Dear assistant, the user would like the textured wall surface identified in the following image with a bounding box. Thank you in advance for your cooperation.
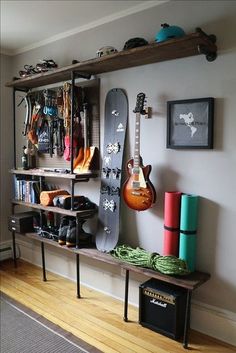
[0,54,13,242]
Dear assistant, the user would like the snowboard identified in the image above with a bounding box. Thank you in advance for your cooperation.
[96,88,128,252]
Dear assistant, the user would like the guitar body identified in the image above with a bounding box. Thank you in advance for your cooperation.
[123,158,156,211]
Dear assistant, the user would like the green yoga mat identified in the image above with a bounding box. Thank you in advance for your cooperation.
[179,233,197,272]
[180,194,199,232]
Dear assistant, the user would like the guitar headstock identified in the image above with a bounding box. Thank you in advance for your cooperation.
[133,92,146,114]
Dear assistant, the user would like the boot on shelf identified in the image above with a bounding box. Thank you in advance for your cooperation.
[58,216,72,245]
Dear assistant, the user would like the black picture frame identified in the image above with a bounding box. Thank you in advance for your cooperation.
[167,97,214,149]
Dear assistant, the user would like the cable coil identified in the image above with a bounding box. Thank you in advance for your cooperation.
[111,245,190,275]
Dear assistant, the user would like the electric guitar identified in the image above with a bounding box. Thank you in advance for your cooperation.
[123,92,156,211]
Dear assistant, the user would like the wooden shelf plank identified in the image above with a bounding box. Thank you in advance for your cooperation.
[121,263,210,290]
[11,168,98,180]
[12,200,97,217]
[5,32,217,90]
[19,232,210,291]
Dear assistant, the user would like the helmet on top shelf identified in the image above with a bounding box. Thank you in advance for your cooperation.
[96,46,118,58]
[123,37,148,50]
[155,23,185,43]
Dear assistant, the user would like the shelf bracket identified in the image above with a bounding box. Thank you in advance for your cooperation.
[196,27,217,62]
[73,70,92,80]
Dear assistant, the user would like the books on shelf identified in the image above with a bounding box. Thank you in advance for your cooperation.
[14,176,40,204]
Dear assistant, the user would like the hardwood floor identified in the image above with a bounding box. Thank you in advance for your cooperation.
[0,259,235,353]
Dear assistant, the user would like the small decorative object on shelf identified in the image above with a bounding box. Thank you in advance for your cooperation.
[167,97,214,149]
[21,146,28,170]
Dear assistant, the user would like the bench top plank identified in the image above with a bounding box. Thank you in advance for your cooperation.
[23,233,210,291]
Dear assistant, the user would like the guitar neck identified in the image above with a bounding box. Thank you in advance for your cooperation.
[133,112,141,170]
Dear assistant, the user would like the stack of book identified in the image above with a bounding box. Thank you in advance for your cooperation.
[14,176,40,204]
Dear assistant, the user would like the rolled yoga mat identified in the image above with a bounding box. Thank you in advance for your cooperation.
[163,191,181,256]
[179,194,199,272]
[179,233,197,272]
[180,194,199,232]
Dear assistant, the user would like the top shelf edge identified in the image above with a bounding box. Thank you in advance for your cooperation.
[5,31,217,90]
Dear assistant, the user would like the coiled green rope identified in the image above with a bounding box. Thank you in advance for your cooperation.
[111,245,189,275]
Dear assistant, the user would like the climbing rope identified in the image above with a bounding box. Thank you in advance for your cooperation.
[111,245,190,275]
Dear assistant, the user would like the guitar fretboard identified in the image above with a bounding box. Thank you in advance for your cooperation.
[133,112,140,171]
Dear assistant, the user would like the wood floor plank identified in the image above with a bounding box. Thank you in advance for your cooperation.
[1,260,235,353]
[0,281,129,353]
[0,274,161,353]
[0,274,156,353]
[1,259,138,320]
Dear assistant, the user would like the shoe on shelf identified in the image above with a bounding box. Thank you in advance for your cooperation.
[66,219,77,247]
[58,216,73,245]
[66,220,94,247]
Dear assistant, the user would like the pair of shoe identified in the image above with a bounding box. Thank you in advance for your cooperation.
[58,217,93,247]
[58,217,76,247]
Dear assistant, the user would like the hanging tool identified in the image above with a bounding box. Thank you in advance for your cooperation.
[18,93,32,136]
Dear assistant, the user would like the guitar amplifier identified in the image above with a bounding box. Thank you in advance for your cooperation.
[139,278,187,339]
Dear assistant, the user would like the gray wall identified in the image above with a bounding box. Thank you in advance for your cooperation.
[0,54,13,243]
[3,0,236,343]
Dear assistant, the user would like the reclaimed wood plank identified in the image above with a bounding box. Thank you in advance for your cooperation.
[5,32,217,90]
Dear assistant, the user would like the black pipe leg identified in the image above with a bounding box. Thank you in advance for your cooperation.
[75,216,79,249]
[41,242,47,281]
[12,231,17,268]
[123,269,129,322]
[76,254,81,298]
[183,290,192,349]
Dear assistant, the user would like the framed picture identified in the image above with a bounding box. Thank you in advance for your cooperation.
[167,97,214,149]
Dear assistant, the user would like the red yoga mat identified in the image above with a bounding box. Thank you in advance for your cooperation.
[163,191,181,256]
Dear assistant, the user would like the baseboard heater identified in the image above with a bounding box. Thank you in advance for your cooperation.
[0,243,13,261]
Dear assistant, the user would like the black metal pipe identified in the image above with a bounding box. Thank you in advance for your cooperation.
[11,204,17,267]
[70,71,75,173]
[183,289,192,349]
[41,242,47,281]
[76,254,81,298]
[12,231,17,268]
[13,88,17,169]
[39,176,44,228]
[75,216,79,249]
[123,269,129,322]
[39,176,43,193]
[71,179,75,211]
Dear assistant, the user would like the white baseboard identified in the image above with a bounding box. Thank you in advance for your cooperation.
[16,238,236,347]
[191,300,236,346]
